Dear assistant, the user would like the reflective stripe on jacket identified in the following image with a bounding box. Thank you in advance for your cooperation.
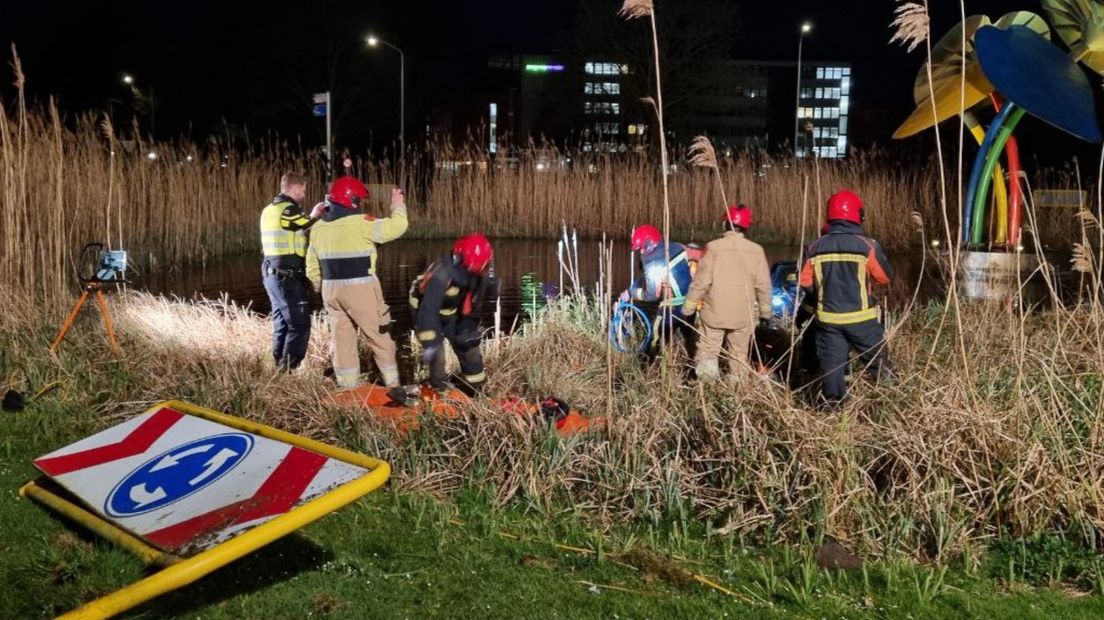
[260,195,313,261]
[798,221,892,325]
[305,203,408,289]
[631,242,693,304]
[411,256,491,343]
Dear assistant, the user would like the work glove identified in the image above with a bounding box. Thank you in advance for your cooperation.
[309,201,327,219]
[391,187,405,207]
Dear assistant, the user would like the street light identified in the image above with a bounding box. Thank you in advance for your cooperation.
[794,22,813,158]
[366,34,405,159]
[120,73,157,136]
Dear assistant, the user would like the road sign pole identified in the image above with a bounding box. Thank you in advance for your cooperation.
[326,91,333,180]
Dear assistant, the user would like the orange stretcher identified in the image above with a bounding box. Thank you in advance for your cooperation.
[329,384,602,437]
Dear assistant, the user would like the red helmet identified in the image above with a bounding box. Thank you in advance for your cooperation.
[630,224,662,253]
[453,233,494,274]
[826,190,864,224]
[723,204,752,229]
[329,176,369,209]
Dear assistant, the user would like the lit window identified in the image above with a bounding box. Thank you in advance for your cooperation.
[813,128,822,138]
[841,77,851,94]
[838,136,847,151]
[585,62,594,74]
[612,103,620,115]
[840,96,849,114]
[628,125,637,135]
[816,67,824,79]
[815,88,823,99]
[814,108,822,119]
[621,64,630,74]
[840,117,848,134]
[842,67,851,77]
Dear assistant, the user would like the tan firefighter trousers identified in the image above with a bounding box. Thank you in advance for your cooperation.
[323,278,400,388]
[695,318,754,380]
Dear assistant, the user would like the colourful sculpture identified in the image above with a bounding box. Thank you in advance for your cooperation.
[895,1,1104,250]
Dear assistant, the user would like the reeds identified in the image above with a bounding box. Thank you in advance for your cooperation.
[0,51,1087,315]
[10,289,1104,562]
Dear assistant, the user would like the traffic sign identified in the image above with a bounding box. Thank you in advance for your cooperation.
[34,404,369,555]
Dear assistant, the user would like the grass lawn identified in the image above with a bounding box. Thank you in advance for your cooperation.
[3,399,1104,619]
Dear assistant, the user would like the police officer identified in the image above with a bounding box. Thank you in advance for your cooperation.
[798,190,894,407]
[259,172,325,371]
[306,177,408,389]
[410,234,495,395]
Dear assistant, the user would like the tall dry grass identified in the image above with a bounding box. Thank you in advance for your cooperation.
[0,52,1086,314]
[0,68,319,312]
[7,290,1104,562]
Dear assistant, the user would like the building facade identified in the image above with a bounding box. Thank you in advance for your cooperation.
[796,63,852,159]
[476,54,852,158]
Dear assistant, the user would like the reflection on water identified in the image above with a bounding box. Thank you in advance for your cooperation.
[134,238,930,336]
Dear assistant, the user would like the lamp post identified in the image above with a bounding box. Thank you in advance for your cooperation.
[366,35,405,159]
[121,73,155,137]
[794,22,812,158]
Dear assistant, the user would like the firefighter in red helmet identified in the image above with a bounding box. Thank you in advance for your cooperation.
[798,190,894,407]
[410,233,497,394]
[619,224,698,359]
[681,205,773,379]
[306,177,409,390]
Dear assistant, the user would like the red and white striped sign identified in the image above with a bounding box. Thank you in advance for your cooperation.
[34,406,368,555]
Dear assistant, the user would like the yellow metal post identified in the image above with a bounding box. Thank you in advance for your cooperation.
[19,481,178,567]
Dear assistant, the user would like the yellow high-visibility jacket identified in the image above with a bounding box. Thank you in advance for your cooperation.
[259,195,314,264]
[306,203,408,290]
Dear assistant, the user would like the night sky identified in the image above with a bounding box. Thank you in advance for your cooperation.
[0,0,1094,157]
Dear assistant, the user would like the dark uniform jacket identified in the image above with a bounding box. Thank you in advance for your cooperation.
[798,221,893,325]
[411,256,493,344]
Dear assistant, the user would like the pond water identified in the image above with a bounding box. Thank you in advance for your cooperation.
[134,237,930,338]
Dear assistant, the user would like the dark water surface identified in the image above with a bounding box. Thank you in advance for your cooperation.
[134,238,928,337]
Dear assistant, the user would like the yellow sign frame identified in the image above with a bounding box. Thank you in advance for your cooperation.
[19,400,391,620]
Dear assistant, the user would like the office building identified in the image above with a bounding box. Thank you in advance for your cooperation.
[796,63,852,159]
[470,54,852,158]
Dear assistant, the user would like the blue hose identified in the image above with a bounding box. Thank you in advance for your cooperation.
[609,300,653,354]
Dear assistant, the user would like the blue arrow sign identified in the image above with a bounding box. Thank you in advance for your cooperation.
[312,103,327,117]
[105,433,254,517]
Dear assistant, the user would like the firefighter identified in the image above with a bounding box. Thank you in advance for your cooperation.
[620,224,697,358]
[306,177,408,389]
[259,172,325,371]
[798,190,894,407]
[410,234,495,395]
[681,205,773,379]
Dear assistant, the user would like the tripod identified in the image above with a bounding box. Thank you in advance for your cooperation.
[50,282,118,355]
[50,243,125,355]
